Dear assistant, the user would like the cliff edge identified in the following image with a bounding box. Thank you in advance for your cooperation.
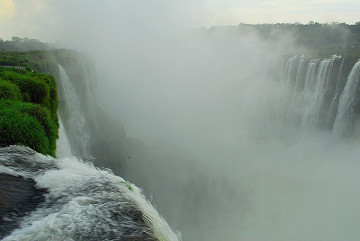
[0,65,58,156]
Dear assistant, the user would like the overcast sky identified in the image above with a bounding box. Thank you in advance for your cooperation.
[0,0,359,42]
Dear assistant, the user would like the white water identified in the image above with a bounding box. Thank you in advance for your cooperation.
[58,65,90,157]
[301,58,334,126]
[0,146,180,241]
[326,58,346,127]
[0,65,181,240]
[333,59,360,137]
[56,117,72,158]
[294,55,306,92]
[282,55,360,133]
[283,56,299,89]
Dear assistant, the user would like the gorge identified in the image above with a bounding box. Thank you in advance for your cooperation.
[1,22,360,241]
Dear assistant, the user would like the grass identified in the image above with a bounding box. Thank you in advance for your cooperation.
[0,67,58,156]
[0,80,22,100]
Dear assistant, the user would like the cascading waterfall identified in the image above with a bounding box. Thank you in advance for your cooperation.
[282,55,360,136]
[283,55,300,89]
[326,57,345,128]
[294,56,307,92]
[302,58,335,126]
[58,65,90,157]
[298,59,320,125]
[56,117,72,158]
[0,61,180,241]
[333,59,360,137]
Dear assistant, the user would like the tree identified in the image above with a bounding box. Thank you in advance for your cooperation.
[12,37,22,42]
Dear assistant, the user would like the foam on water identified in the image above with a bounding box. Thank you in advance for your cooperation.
[0,146,180,241]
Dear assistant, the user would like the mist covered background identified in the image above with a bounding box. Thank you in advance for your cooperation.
[2,1,360,240]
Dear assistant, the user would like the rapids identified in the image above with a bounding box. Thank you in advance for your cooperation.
[0,146,180,241]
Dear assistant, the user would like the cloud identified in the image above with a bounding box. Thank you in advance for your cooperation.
[1,0,359,43]
[0,0,54,40]
[0,0,15,20]
[198,0,360,25]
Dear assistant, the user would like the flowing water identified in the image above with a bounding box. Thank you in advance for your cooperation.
[282,55,360,134]
[0,66,180,240]
[0,146,180,241]
[58,65,90,158]
[56,118,72,158]
[333,60,360,137]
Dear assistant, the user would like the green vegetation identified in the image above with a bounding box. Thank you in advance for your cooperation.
[0,81,22,100]
[0,47,94,158]
[0,37,51,52]
[0,67,58,156]
[0,48,91,78]
[209,22,360,58]
[0,51,58,73]
[119,180,134,191]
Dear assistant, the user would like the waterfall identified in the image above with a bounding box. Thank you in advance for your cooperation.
[326,57,345,128]
[301,58,335,127]
[56,117,72,158]
[294,55,306,92]
[58,65,90,157]
[283,56,300,90]
[298,59,321,126]
[282,55,360,135]
[0,61,181,241]
[333,59,360,137]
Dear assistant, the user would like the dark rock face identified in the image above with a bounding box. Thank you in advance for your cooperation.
[0,174,47,239]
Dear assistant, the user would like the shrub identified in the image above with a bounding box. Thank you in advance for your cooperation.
[0,70,48,105]
[0,105,49,155]
[19,102,58,156]
[0,80,22,101]
[0,67,59,156]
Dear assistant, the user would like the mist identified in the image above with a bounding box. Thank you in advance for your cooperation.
[8,1,360,240]
[94,25,360,241]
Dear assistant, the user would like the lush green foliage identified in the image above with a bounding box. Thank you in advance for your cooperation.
[0,101,50,154]
[0,49,92,157]
[209,22,360,58]
[0,37,51,52]
[0,81,22,100]
[0,49,88,75]
[0,67,58,156]
[0,51,54,72]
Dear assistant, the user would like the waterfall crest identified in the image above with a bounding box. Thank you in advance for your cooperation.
[282,55,360,136]
[0,146,181,241]
[333,59,360,137]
